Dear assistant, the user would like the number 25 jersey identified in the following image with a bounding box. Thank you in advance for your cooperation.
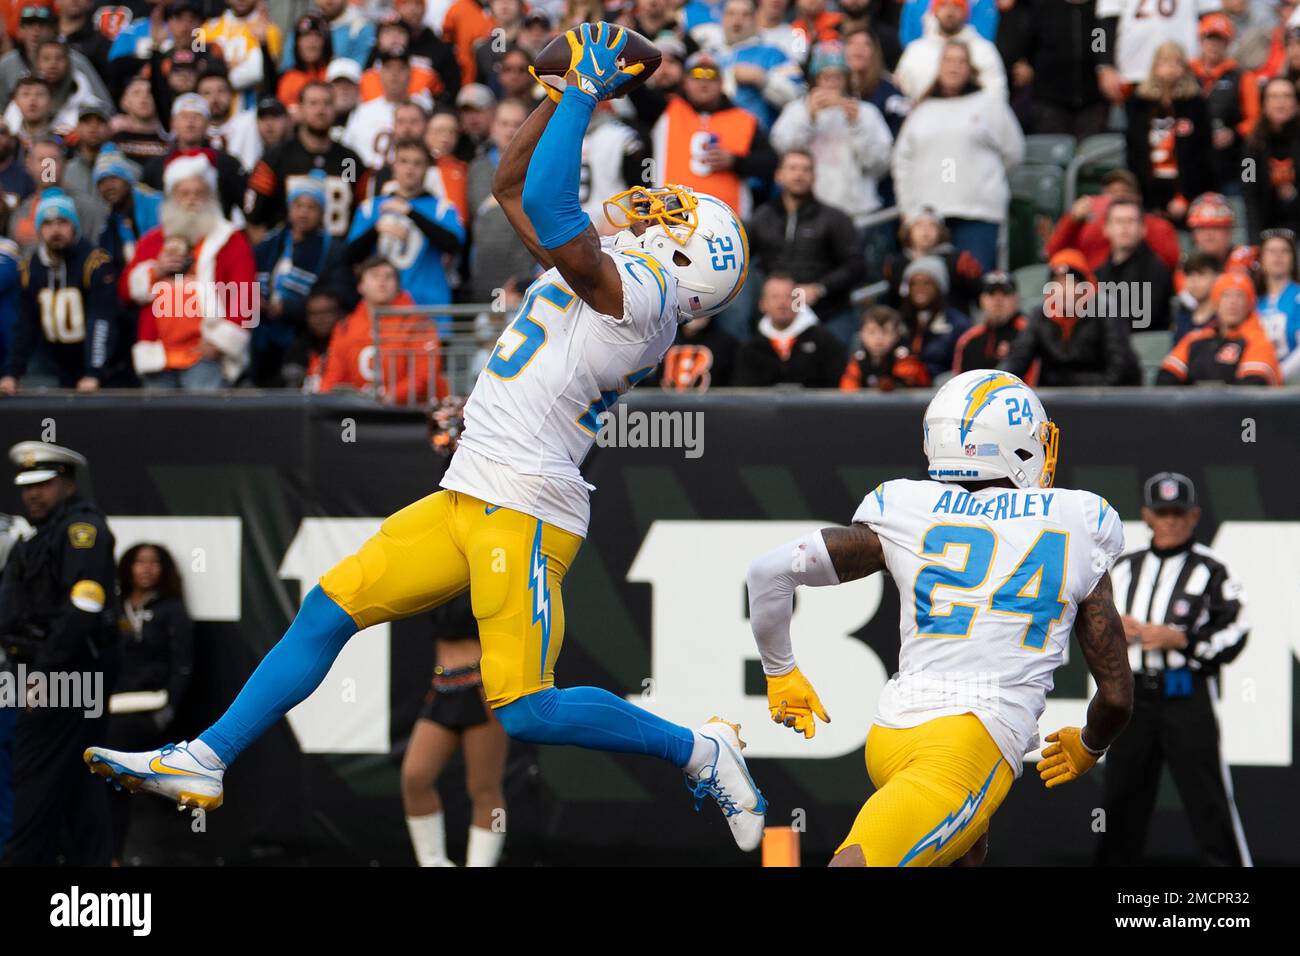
[442,238,679,538]
[854,478,1125,774]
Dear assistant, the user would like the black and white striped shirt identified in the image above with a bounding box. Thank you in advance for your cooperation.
[1110,541,1249,674]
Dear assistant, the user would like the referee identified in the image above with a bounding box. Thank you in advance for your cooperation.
[1098,472,1252,866]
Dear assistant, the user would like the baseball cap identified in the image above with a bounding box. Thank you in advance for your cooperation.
[456,82,496,110]
[164,0,202,16]
[77,100,113,122]
[171,91,210,119]
[378,46,410,64]
[1199,12,1234,39]
[325,59,362,83]
[980,270,1016,294]
[1143,471,1197,511]
[522,10,552,28]
[19,5,53,23]
[256,96,287,118]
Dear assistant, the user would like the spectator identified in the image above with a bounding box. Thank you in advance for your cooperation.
[0,123,36,212]
[110,76,171,166]
[0,189,115,393]
[997,0,1108,139]
[515,11,554,61]
[714,0,804,130]
[1159,270,1281,384]
[897,254,971,378]
[296,0,375,68]
[628,50,779,217]
[64,102,114,214]
[9,137,104,255]
[454,82,497,162]
[347,138,464,334]
[361,16,448,107]
[1254,227,1300,378]
[733,273,847,386]
[396,0,461,104]
[895,0,1007,101]
[892,40,1024,270]
[345,48,434,170]
[1185,190,1240,268]
[247,81,366,242]
[423,107,471,227]
[94,147,161,269]
[754,0,799,59]
[839,304,931,390]
[142,93,248,220]
[277,14,332,111]
[198,0,284,106]
[494,46,543,105]
[900,0,999,46]
[200,69,261,173]
[1002,249,1141,386]
[770,42,893,228]
[104,0,186,101]
[1191,13,1257,196]
[149,47,206,132]
[320,255,447,403]
[1094,197,1175,332]
[952,269,1032,377]
[464,98,538,302]
[253,175,350,386]
[326,58,362,131]
[791,0,843,54]
[125,150,257,389]
[1125,41,1215,223]
[1222,0,1278,72]
[142,2,210,123]
[838,0,902,72]
[1172,251,1222,343]
[104,542,193,865]
[56,0,111,82]
[7,76,60,151]
[746,149,866,343]
[1095,0,1219,93]
[645,313,741,390]
[2,39,109,136]
[882,206,983,314]
[843,26,909,139]
[0,5,109,107]
[1243,75,1300,238]
[441,0,495,86]
[474,0,527,95]
[281,289,343,391]
[1047,169,1182,273]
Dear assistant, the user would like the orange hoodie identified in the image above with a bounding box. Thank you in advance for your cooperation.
[319,291,448,404]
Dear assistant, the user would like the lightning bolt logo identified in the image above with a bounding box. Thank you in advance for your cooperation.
[898,764,999,865]
[530,521,552,679]
[959,373,1020,443]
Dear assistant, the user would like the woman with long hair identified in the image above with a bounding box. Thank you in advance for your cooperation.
[891,40,1024,271]
[1254,227,1300,378]
[1243,76,1300,239]
[278,14,334,111]
[1124,40,1215,222]
[105,542,194,863]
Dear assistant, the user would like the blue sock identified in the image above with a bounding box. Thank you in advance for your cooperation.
[199,585,357,766]
[494,686,695,768]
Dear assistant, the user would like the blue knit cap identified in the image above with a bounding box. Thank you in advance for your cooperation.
[93,147,140,186]
[35,188,80,239]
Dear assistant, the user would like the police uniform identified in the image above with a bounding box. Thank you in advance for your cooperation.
[1100,473,1252,866]
[0,442,120,866]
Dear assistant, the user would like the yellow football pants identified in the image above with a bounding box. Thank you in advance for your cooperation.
[837,713,1015,866]
[319,489,583,708]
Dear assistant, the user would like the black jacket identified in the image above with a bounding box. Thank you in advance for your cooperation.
[0,496,119,669]
[734,323,847,388]
[747,197,865,318]
[9,241,117,384]
[1001,305,1139,386]
[1125,94,1215,215]
[116,594,193,708]
[644,318,740,390]
[1094,242,1174,332]
[1243,121,1300,239]
[998,0,1103,111]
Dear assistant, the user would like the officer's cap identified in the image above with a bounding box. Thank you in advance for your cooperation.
[8,441,87,486]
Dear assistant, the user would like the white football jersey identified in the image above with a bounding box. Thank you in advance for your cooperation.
[580,118,642,224]
[854,478,1125,775]
[441,237,679,537]
[1098,0,1222,83]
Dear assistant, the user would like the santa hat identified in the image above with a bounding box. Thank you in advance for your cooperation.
[164,148,218,196]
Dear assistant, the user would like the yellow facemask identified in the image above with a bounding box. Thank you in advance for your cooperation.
[602,184,700,246]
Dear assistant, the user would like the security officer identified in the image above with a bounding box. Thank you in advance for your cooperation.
[0,441,120,866]
[1099,472,1252,866]
[0,511,31,849]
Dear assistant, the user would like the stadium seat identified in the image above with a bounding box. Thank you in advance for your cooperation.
[1008,166,1065,268]
[1227,193,1249,247]
[1130,330,1173,384]
[1065,133,1126,206]
[1014,263,1048,315]
[1023,134,1076,169]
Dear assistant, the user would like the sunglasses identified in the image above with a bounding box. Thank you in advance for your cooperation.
[688,67,720,80]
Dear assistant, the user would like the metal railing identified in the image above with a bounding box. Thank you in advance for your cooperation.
[369,303,513,404]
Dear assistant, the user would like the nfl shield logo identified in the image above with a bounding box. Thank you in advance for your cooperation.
[1173,598,1190,617]
[1159,479,1178,500]
[964,444,977,456]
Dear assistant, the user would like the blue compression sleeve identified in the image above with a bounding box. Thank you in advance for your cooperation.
[521,86,597,248]
[199,585,357,765]
[494,686,696,768]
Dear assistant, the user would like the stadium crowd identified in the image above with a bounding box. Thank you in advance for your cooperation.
[0,0,1297,400]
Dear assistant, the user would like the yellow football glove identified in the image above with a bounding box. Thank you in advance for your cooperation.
[767,667,830,739]
[1037,726,1103,789]
[529,65,563,104]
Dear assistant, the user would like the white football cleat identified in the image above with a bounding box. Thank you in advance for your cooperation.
[84,740,225,811]
[686,717,767,852]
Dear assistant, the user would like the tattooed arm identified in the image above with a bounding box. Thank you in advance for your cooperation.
[1075,572,1135,752]
[746,524,886,738]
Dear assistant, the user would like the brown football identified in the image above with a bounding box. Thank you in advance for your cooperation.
[532,22,661,98]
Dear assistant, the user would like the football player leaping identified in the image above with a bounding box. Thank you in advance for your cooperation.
[84,23,767,852]
[746,370,1135,865]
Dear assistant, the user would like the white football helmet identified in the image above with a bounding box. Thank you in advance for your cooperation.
[603,184,748,320]
[922,369,1059,489]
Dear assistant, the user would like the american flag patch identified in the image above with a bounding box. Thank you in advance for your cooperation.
[689,295,702,310]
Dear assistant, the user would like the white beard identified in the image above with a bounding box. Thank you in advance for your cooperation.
[161,197,224,245]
